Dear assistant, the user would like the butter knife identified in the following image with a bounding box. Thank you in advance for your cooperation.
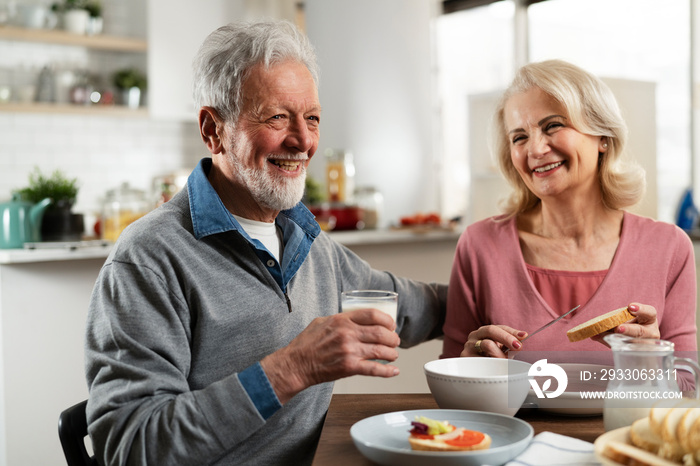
[503,304,580,353]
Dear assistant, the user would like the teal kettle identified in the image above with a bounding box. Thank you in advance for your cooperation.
[0,194,52,249]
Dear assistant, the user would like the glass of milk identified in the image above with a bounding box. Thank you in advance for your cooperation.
[341,290,398,324]
[341,290,398,364]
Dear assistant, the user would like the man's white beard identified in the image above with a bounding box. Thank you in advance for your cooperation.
[230,153,307,212]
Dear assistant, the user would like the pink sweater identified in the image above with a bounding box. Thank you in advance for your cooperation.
[442,212,697,358]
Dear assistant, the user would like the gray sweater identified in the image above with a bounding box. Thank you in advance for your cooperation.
[85,183,446,465]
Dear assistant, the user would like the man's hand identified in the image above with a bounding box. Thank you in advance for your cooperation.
[261,309,401,404]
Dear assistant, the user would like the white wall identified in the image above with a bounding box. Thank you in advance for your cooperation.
[304,0,440,219]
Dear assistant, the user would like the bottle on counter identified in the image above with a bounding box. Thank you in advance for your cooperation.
[325,149,355,204]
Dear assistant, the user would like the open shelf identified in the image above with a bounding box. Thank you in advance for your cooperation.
[0,101,148,117]
[0,25,147,52]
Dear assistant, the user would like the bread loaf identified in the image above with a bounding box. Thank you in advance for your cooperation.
[603,440,681,466]
[566,307,633,342]
[658,402,698,462]
[650,400,684,438]
[678,407,700,454]
[618,399,700,465]
[630,416,663,454]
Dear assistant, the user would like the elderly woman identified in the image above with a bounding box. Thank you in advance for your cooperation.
[442,59,696,359]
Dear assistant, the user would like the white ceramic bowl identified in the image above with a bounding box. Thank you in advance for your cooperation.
[424,358,532,416]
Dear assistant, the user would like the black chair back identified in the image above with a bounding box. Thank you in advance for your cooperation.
[58,399,97,466]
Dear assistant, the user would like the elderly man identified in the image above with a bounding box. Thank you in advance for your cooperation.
[85,20,446,465]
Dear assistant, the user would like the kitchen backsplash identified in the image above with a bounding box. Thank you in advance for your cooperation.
[0,111,203,218]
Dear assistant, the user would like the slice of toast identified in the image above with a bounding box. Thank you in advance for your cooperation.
[685,409,700,454]
[603,440,681,466]
[567,307,633,342]
[650,400,685,437]
[630,416,663,454]
[678,407,700,454]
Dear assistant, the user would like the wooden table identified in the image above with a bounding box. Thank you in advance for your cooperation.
[312,393,604,465]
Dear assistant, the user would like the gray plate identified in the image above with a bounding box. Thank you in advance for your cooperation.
[350,409,533,466]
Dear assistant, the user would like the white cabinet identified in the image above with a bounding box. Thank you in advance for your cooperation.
[0,256,106,466]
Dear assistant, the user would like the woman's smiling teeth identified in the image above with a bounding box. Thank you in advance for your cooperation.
[533,161,564,173]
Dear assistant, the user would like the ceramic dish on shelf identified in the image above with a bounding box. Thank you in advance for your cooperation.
[350,409,533,466]
[523,363,611,416]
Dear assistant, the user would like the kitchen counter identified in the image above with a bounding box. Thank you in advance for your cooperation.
[0,229,462,264]
[0,240,113,264]
[329,227,461,246]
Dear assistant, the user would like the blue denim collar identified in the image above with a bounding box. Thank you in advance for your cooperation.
[187,158,320,290]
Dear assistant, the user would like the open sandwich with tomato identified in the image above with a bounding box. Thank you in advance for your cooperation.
[408,416,492,452]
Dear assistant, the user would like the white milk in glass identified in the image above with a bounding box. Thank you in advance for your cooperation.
[603,401,651,431]
[341,290,398,323]
[341,300,397,322]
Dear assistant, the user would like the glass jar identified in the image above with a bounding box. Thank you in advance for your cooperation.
[354,186,383,229]
[602,334,700,431]
[325,149,355,203]
[101,183,152,241]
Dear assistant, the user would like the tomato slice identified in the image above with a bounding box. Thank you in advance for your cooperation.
[444,429,485,447]
[410,433,435,440]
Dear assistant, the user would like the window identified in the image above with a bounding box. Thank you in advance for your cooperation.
[435,1,514,220]
[437,0,691,223]
[529,0,690,223]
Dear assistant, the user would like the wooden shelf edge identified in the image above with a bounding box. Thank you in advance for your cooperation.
[0,25,147,52]
[0,102,149,117]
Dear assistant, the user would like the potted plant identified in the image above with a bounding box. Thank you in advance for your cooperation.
[16,167,84,242]
[303,175,325,207]
[84,1,103,35]
[51,0,101,34]
[304,175,338,231]
[113,68,147,108]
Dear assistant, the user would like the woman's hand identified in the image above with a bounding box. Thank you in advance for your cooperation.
[591,303,660,345]
[461,325,528,358]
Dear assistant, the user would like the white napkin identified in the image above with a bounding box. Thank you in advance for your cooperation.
[504,431,600,466]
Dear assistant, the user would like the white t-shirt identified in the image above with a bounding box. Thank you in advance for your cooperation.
[232,214,283,262]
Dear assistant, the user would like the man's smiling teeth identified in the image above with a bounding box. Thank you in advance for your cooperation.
[270,159,301,170]
[533,161,563,173]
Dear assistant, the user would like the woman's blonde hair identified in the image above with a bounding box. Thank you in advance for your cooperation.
[490,59,646,217]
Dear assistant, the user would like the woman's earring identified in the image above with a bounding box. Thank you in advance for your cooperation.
[603,143,608,148]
